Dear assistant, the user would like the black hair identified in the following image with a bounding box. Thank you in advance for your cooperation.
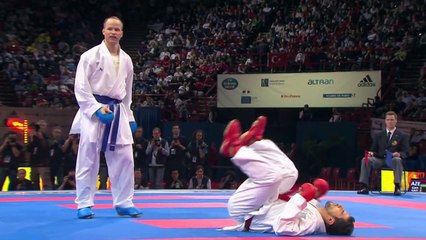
[326,216,355,236]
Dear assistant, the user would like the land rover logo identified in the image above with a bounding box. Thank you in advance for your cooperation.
[222,78,238,90]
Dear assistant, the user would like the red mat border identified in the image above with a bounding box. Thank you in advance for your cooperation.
[58,202,227,209]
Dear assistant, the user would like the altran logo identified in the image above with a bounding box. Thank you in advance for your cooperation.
[358,75,376,87]
[307,79,334,85]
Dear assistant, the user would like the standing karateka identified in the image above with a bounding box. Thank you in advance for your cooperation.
[70,16,141,219]
[220,117,355,236]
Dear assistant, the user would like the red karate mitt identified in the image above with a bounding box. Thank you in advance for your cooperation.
[299,183,316,202]
[313,178,329,199]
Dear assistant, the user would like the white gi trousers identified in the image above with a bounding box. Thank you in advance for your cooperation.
[227,139,298,223]
[75,141,135,209]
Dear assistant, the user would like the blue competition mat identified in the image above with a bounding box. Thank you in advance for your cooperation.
[0,190,425,240]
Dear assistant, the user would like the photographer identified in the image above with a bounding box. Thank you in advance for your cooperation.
[27,120,52,190]
[187,129,209,179]
[49,127,66,189]
[166,124,188,183]
[0,132,24,190]
[133,127,148,189]
[219,170,238,189]
[146,127,169,189]
[61,134,79,175]
[58,169,76,190]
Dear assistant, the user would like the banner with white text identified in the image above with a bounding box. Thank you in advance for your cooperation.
[217,71,381,108]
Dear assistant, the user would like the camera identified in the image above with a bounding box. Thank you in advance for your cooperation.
[34,124,40,132]
[155,139,161,146]
[9,137,16,143]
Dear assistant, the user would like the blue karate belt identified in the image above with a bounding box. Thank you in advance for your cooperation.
[94,94,122,152]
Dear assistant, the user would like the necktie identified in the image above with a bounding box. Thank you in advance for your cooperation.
[387,131,392,143]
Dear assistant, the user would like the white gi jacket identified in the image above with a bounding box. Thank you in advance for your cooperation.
[223,194,326,236]
[70,41,135,145]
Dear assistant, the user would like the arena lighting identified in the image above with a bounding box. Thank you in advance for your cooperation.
[6,118,30,144]
[6,118,25,131]
[23,119,28,144]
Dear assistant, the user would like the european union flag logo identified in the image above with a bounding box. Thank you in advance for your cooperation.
[241,96,252,104]
[261,78,269,87]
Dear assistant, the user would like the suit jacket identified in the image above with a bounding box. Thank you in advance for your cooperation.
[371,128,409,159]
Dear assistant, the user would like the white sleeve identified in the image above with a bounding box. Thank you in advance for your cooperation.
[74,53,103,118]
[273,194,318,236]
[121,55,135,122]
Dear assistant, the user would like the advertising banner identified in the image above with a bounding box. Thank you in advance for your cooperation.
[217,71,381,108]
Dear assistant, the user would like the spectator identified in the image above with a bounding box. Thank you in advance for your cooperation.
[187,129,209,179]
[219,170,238,189]
[98,152,108,190]
[9,169,33,191]
[166,124,188,183]
[188,165,211,189]
[49,127,65,189]
[134,169,148,189]
[146,127,169,189]
[299,104,313,121]
[58,170,76,190]
[418,63,426,88]
[166,169,186,189]
[174,93,189,121]
[133,127,148,189]
[329,108,342,123]
[61,134,78,175]
[0,131,23,190]
[27,120,53,190]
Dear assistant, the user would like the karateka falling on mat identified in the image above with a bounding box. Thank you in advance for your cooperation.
[220,116,355,236]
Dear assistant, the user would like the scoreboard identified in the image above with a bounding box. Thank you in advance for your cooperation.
[409,178,426,192]
[381,170,425,192]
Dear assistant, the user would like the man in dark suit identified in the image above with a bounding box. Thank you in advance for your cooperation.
[357,111,409,195]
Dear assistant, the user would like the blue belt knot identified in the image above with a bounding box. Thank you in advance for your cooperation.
[94,94,122,152]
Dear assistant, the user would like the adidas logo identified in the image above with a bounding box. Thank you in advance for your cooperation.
[357,75,376,87]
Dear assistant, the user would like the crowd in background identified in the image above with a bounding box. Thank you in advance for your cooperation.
[0,119,241,191]
[0,0,426,190]
[0,0,424,117]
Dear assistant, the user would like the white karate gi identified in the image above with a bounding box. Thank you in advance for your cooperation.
[71,41,136,209]
[224,139,326,236]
